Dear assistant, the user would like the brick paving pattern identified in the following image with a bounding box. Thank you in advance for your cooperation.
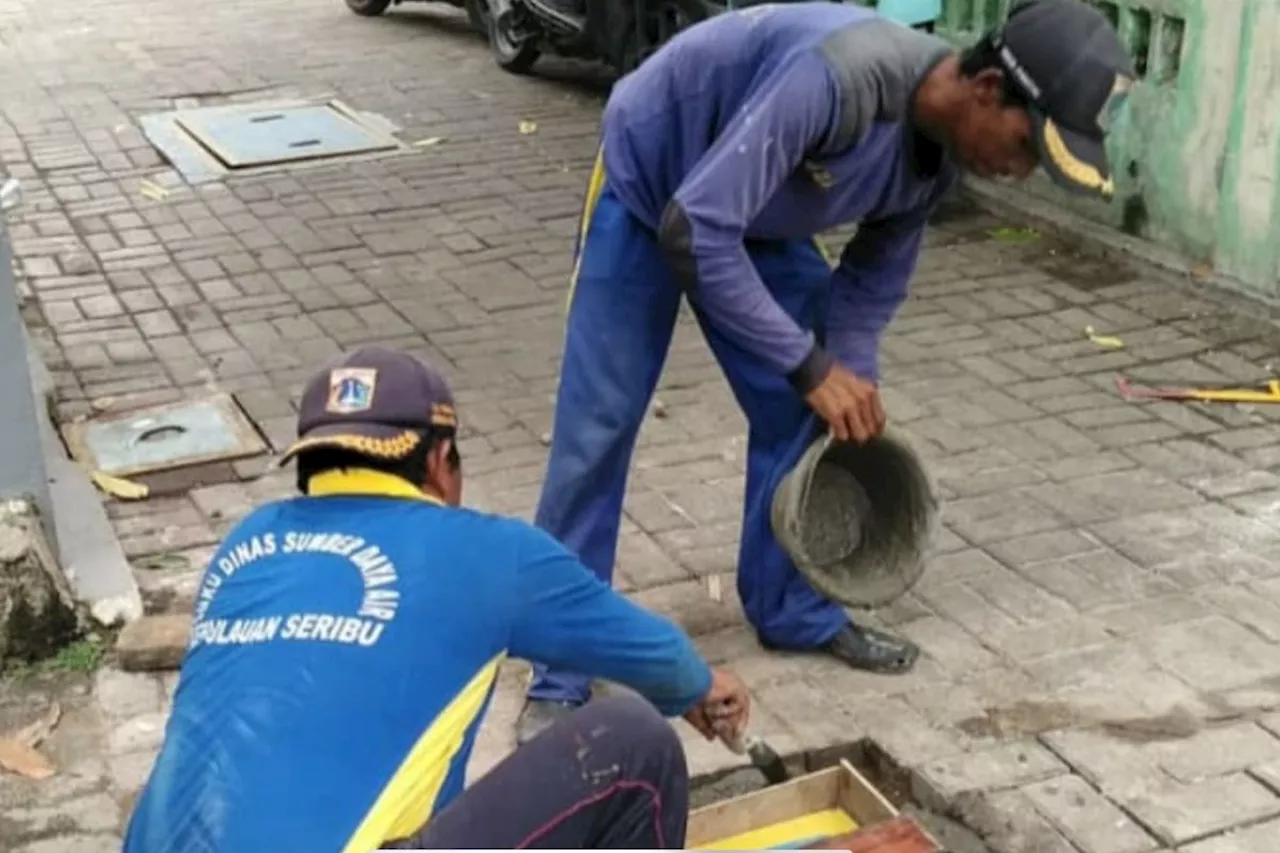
[2,0,1280,850]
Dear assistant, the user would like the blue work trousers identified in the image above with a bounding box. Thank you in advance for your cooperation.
[528,177,848,706]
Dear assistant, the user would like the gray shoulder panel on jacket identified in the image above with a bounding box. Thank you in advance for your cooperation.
[817,19,953,153]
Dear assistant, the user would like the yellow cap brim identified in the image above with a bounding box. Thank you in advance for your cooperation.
[275,426,424,468]
[1034,112,1115,200]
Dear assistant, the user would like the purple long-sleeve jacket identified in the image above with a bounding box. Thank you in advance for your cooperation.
[601,3,958,392]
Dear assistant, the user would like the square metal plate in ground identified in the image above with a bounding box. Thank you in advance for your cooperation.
[173,102,398,169]
[62,393,268,478]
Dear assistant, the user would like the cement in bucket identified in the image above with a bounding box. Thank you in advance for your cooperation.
[770,430,938,609]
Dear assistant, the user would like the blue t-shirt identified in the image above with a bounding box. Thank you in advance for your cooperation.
[123,469,711,853]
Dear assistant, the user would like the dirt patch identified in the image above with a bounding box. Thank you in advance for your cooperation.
[1029,242,1140,291]
[955,699,1086,740]
[953,696,1251,746]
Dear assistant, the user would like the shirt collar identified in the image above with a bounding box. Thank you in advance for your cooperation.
[305,468,444,506]
[905,44,956,179]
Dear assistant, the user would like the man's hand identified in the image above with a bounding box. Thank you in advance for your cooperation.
[805,362,885,444]
[683,667,750,742]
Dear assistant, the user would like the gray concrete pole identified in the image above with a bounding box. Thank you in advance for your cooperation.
[0,177,57,553]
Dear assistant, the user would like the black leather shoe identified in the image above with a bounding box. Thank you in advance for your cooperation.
[515,698,579,746]
[824,624,919,674]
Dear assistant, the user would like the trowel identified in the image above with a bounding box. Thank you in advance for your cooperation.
[715,722,790,786]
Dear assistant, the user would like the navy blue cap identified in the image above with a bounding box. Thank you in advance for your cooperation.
[993,0,1136,198]
[280,346,457,464]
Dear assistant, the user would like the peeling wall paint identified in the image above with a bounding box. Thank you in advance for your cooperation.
[939,0,1280,300]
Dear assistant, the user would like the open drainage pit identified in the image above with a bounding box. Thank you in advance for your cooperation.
[687,738,997,853]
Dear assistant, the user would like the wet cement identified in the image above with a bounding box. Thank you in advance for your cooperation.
[801,462,867,566]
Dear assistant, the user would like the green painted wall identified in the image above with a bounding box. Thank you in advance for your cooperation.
[939,0,1280,300]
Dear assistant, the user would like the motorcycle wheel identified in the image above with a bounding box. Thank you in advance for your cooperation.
[477,0,541,74]
[346,0,393,15]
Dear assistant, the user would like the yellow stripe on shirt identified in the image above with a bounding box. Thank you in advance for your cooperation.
[341,652,506,852]
[566,146,608,316]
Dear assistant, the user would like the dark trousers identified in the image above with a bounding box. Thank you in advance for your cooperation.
[389,695,690,849]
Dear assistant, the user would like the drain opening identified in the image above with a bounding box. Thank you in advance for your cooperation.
[687,738,997,853]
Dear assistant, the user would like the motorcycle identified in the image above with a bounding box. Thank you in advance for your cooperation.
[344,0,721,72]
[467,0,725,75]
[464,0,942,76]
[345,0,490,34]
[343,0,939,77]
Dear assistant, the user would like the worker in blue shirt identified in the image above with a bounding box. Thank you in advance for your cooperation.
[123,346,751,853]
[520,0,1133,741]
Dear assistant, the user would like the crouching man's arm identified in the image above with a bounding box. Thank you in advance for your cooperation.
[509,526,749,738]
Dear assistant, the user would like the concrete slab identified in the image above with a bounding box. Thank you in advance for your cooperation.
[27,329,142,628]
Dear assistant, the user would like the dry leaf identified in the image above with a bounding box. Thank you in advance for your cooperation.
[518,120,538,135]
[7,702,61,748]
[412,136,445,147]
[91,470,150,501]
[0,739,55,780]
[988,226,1040,244]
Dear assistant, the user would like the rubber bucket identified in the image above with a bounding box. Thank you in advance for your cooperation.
[770,430,938,609]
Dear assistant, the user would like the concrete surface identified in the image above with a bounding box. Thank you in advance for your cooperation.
[0,207,55,547]
[30,325,142,630]
[0,0,1279,851]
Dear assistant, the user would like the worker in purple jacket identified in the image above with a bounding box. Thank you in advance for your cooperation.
[519,0,1134,741]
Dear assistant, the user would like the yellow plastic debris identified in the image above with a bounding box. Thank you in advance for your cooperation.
[1085,325,1124,349]
[91,471,150,501]
[139,179,169,202]
[518,120,538,135]
[412,136,445,147]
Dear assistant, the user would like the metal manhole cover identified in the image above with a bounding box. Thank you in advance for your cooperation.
[173,102,398,169]
[62,393,268,477]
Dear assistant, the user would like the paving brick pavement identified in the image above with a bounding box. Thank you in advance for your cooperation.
[3,0,1280,850]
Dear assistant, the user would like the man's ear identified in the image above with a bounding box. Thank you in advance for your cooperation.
[426,438,452,479]
[971,67,1007,107]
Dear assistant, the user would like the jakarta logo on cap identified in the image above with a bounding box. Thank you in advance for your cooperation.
[327,368,377,414]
